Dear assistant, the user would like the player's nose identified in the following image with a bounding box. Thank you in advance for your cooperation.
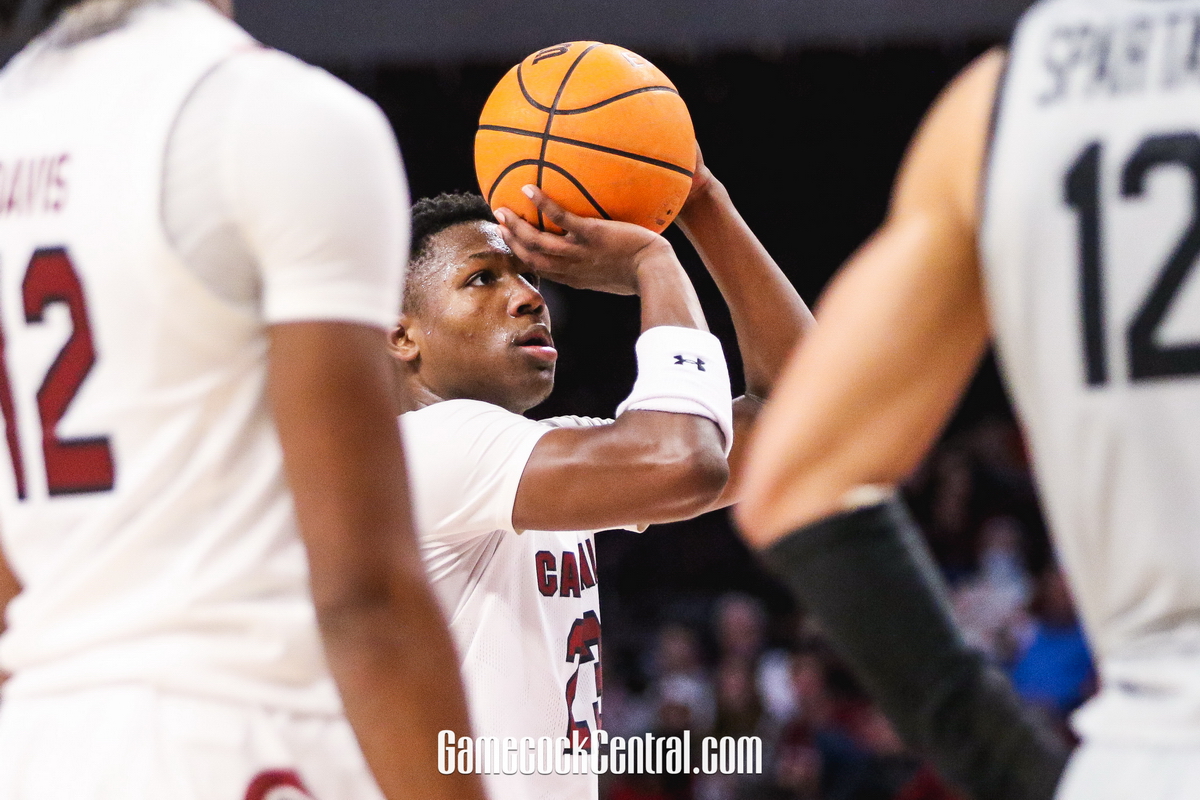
[508,276,545,318]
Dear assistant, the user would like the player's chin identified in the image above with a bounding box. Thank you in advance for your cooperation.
[511,363,555,410]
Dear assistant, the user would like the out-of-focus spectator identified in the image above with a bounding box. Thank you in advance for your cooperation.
[753,643,934,800]
[714,658,764,739]
[657,623,708,681]
[759,648,799,723]
[659,673,717,735]
[1009,565,1094,722]
[952,515,1032,660]
[928,449,976,578]
[716,593,768,665]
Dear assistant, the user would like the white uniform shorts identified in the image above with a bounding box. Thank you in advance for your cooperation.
[1056,740,1200,800]
[0,685,385,800]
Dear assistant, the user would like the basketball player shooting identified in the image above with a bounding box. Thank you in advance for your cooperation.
[0,1,482,799]
[388,146,810,800]
[738,1,1200,798]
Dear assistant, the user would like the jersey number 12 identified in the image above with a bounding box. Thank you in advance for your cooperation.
[0,247,114,499]
[1066,133,1200,386]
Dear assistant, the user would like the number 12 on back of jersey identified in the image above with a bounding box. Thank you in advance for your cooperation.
[1065,133,1200,386]
[0,246,114,500]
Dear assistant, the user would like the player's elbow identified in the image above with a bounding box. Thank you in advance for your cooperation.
[645,437,729,519]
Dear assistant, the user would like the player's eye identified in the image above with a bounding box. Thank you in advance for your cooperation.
[522,272,541,289]
[466,270,496,286]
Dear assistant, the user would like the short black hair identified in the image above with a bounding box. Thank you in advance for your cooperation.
[409,191,495,263]
[404,192,496,314]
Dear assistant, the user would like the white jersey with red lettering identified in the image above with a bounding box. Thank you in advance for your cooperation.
[984,0,1200,751]
[0,0,405,720]
[402,399,621,800]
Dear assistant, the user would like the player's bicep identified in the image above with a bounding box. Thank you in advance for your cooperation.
[513,411,726,532]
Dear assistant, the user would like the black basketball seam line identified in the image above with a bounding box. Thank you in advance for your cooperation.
[538,43,603,230]
[485,158,612,221]
[544,161,613,220]
[516,64,553,113]
[552,85,680,115]
[479,124,695,178]
[514,67,676,117]
[487,158,541,206]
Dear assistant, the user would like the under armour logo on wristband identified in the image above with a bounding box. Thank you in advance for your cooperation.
[674,355,706,371]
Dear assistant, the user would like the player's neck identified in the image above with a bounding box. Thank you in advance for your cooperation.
[395,372,442,414]
[396,369,534,415]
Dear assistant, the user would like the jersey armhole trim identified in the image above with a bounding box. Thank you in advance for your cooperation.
[978,45,1013,255]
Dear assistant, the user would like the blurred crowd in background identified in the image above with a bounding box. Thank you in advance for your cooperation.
[595,413,1094,800]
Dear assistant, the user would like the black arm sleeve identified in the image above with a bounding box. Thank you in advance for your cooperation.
[760,497,1068,800]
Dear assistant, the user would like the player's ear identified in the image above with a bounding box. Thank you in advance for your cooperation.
[388,316,421,363]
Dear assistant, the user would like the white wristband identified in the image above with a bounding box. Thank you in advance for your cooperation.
[616,326,734,455]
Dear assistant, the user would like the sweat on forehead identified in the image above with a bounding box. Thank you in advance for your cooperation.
[402,218,515,314]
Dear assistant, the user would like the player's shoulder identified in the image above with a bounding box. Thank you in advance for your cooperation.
[211,46,392,138]
[401,399,549,439]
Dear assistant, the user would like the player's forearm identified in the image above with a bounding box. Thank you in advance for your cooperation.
[675,178,813,397]
[319,580,484,800]
[634,251,708,332]
[514,411,728,531]
[269,322,483,800]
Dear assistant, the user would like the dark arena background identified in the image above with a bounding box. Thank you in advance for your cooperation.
[8,2,1092,797]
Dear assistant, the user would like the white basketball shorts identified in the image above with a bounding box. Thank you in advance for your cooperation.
[0,685,385,800]
[1056,740,1200,800]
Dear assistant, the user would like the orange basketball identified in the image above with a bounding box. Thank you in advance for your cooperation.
[476,42,696,234]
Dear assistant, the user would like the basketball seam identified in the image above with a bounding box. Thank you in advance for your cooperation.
[537,43,603,230]
[486,158,612,221]
[479,124,695,178]
[516,65,553,113]
[514,71,677,117]
[553,85,680,115]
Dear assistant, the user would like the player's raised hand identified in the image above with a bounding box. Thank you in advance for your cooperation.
[495,184,674,296]
[685,141,715,205]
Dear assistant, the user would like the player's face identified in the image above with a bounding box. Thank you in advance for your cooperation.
[208,0,234,17]
[399,221,556,413]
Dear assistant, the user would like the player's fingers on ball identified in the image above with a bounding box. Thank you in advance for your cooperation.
[494,208,546,251]
[520,185,585,235]
[497,208,576,258]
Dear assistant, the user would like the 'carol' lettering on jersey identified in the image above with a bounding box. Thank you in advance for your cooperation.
[0,154,70,216]
[536,537,599,597]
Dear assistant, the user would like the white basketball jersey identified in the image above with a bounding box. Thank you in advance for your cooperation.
[401,399,614,800]
[985,0,1200,743]
[0,1,362,712]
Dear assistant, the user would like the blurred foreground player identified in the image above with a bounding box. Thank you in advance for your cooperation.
[391,156,810,800]
[0,1,482,798]
[739,0,1200,798]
